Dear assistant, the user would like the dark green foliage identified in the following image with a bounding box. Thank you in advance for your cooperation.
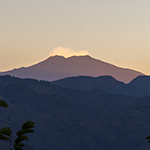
[0,99,35,150]
[13,145,23,150]
[0,133,10,140]
[0,127,12,136]
[16,130,25,137]
[15,135,29,144]
[0,100,8,108]
[13,142,25,150]
[23,128,34,133]
[14,121,34,150]
[21,121,35,130]
[0,103,11,142]
[14,143,25,147]
[17,128,34,137]
[146,135,150,143]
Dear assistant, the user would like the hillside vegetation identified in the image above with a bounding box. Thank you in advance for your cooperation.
[0,75,150,150]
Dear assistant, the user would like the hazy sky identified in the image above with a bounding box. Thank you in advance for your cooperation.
[1,0,150,74]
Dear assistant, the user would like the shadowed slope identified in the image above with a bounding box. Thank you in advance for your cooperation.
[52,75,150,97]
[52,76,126,95]
[0,75,150,150]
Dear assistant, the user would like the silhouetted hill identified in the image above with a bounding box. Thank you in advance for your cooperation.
[129,75,150,86]
[0,75,150,150]
[52,75,150,97]
[52,75,126,95]
[127,76,150,96]
[0,55,144,83]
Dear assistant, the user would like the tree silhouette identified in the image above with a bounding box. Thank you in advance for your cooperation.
[0,100,35,150]
[146,134,150,143]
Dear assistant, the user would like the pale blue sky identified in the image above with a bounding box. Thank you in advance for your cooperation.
[0,0,150,74]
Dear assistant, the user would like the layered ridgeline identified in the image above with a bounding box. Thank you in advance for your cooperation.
[0,55,144,83]
[52,75,150,97]
[0,75,150,150]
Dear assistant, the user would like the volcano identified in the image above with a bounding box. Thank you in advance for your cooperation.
[0,55,144,83]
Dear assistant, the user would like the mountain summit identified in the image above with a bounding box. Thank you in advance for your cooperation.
[0,55,144,83]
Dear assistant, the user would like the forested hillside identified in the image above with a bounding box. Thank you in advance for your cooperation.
[0,75,150,150]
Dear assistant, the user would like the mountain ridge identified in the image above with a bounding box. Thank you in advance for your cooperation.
[0,75,150,150]
[51,75,150,97]
[0,55,144,83]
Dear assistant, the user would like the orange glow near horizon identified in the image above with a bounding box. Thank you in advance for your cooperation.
[0,48,149,76]
[1,1,150,75]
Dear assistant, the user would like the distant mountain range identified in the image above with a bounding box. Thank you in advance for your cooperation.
[0,55,144,83]
[52,75,150,97]
[0,75,150,150]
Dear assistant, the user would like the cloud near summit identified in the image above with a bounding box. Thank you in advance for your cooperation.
[49,47,89,58]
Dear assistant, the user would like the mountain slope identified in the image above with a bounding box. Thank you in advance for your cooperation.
[52,75,150,97]
[52,75,126,95]
[0,55,144,83]
[0,75,150,150]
